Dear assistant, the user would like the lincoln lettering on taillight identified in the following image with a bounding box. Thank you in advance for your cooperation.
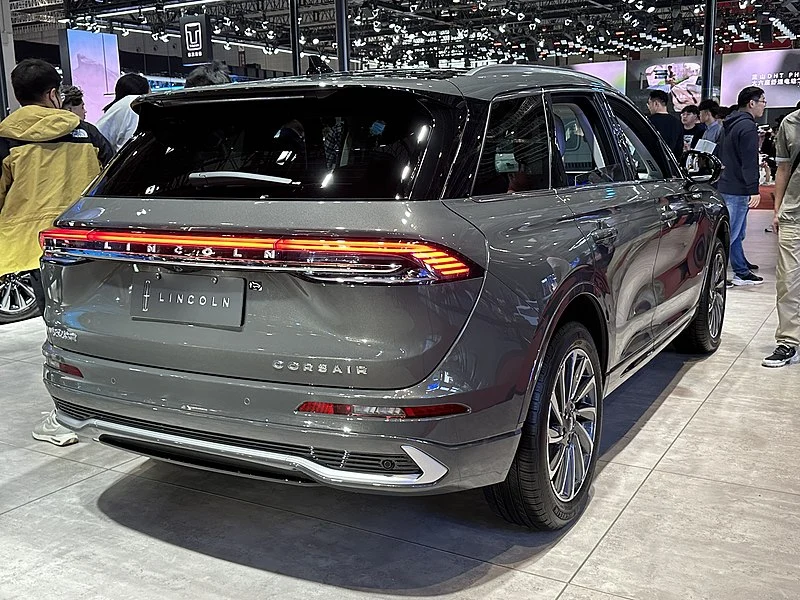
[39,228,481,284]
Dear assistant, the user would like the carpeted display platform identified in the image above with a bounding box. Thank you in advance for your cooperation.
[757,185,775,210]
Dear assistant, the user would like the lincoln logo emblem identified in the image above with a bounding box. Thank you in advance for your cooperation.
[142,279,151,312]
[184,22,203,54]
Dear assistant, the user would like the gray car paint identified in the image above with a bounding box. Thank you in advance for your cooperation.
[40,66,728,494]
[48,199,489,390]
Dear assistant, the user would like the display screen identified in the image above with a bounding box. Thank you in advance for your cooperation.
[626,59,703,112]
[721,49,800,109]
[62,29,121,122]
[570,61,627,94]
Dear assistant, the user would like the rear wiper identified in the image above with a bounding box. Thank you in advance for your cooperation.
[187,171,300,186]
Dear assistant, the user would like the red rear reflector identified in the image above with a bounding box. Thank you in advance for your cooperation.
[59,363,84,378]
[54,362,83,378]
[44,355,84,378]
[39,229,481,283]
[296,402,469,419]
[295,402,351,415]
[402,404,468,418]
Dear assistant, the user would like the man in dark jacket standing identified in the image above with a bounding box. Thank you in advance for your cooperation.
[717,86,766,286]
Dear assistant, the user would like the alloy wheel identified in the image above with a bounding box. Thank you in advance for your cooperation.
[546,347,599,503]
[707,250,726,340]
[0,272,37,317]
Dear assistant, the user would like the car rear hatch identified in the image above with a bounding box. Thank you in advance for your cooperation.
[41,83,487,391]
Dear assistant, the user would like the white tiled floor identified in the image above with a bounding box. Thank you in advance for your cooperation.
[1,210,797,599]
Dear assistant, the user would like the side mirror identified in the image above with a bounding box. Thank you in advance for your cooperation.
[680,149,722,186]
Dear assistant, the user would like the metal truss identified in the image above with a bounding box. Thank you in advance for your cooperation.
[10,22,63,35]
[12,10,63,25]
[52,0,800,63]
[10,0,63,11]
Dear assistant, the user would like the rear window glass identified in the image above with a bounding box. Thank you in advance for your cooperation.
[91,89,434,200]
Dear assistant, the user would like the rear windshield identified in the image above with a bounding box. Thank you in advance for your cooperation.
[90,88,434,200]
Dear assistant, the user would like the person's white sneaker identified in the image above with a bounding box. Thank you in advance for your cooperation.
[762,345,800,368]
[32,411,78,446]
[731,272,764,286]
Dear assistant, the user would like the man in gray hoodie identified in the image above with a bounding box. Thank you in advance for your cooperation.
[717,86,766,286]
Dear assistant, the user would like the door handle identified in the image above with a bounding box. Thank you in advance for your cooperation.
[590,226,618,244]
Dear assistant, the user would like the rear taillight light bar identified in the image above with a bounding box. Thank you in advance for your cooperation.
[296,401,469,419]
[39,228,481,284]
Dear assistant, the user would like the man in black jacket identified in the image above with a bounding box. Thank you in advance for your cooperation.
[717,86,766,286]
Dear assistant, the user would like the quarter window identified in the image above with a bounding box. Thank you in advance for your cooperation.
[472,96,550,196]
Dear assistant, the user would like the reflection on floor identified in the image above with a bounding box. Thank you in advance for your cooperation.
[1,211,798,600]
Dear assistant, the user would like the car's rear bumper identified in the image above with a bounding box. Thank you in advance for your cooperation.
[43,344,521,495]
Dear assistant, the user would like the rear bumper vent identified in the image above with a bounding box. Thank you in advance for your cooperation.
[53,398,421,476]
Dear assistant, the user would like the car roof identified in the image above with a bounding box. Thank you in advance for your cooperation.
[451,65,616,99]
[136,65,617,107]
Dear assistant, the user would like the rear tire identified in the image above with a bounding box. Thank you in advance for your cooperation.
[673,238,727,354]
[485,322,603,530]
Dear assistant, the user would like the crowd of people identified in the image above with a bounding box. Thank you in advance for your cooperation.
[646,87,800,368]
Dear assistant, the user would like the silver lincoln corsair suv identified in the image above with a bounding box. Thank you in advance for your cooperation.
[39,65,729,530]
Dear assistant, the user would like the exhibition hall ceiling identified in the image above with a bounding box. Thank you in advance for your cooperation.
[10,0,800,66]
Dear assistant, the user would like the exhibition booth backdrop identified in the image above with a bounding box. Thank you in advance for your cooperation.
[569,55,732,112]
[721,48,800,109]
[59,28,120,123]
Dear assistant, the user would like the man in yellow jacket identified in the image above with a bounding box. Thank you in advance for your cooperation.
[1,59,113,278]
[0,59,113,445]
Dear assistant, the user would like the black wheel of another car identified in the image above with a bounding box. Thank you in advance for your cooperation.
[673,238,727,354]
[485,321,602,530]
[0,271,41,324]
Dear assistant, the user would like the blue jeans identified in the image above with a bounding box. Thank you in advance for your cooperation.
[722,194,750,276]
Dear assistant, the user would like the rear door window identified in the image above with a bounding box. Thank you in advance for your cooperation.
[472,95,551,196]
[549,94,626,187]
[91,88,438,200]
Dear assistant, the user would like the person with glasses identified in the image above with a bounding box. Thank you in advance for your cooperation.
[717,87,767,286]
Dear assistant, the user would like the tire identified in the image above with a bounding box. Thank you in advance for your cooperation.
[673,237,727,354]
[0,271,42,325]
[485,322,603,530]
